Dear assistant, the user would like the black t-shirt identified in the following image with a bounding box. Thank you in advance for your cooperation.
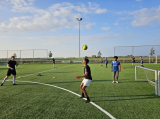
[84,65,92,80]
[53,59,55,62]
[8,60,16,69]
[132,58,135,61]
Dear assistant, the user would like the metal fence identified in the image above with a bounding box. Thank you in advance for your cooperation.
[0,49,48,62]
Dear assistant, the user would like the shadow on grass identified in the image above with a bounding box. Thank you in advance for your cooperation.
[91,94,159,102]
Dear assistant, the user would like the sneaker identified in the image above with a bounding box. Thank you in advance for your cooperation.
[84,100,90,103]
[1,83,3,86]
[116,81,118,83]
[79,96,85,98]
[13,83,17,85]
[112,81,115,83]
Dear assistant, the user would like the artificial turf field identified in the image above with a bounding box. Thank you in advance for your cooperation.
[0,63,160,119]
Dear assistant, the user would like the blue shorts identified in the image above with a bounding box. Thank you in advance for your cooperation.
[141,61,143,64]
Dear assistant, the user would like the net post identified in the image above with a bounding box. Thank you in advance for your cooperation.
[158,71,160,96]
[155,71,158,95]
[135,66,137,81]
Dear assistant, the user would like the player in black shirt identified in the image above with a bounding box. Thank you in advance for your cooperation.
[75,58,92,103]
[1,56,18,86]
[53,58,55,68]
[132,56,135,66]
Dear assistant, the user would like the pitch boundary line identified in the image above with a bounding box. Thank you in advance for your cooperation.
[3,80,116,119]
[1,65,116,119]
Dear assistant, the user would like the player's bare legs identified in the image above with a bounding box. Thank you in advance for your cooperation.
[113,71,115,83]
[82,85,89,98]
[80,83,85,97]
[13,75,16,85]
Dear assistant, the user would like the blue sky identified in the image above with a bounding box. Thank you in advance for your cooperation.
[0,0,160,58]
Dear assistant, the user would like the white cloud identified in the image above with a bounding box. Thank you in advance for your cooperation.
[0,1,106,33]
[85,23,95,30]
[114,23,118,25]
[101,27,110,31]
[24,33,134,45]
[130,6,160,26]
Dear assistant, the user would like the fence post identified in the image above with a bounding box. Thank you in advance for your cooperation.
[155,71,158,95]
[149,56,150,63]
[158,71,160,96]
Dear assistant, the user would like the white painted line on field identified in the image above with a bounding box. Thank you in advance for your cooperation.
[18,65,72,78]
[0,64,116,119]
[2,79,116,119]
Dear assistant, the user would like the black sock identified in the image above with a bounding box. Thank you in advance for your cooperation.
[82,93,85,97]
[87,97,90,100]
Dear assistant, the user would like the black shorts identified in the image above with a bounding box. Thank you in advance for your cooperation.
[7,69,16,76]
[53,62,55,64]
[132,61,135,63]
[101,61,103,63]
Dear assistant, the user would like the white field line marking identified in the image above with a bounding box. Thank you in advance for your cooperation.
[18,65,72,78]
[2,79,116,119]
[1,65,116,119]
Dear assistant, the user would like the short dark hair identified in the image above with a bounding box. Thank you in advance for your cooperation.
[114,56,118,59]
[11,56,15,59]
[84,58,89,64]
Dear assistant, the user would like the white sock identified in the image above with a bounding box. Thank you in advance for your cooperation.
[13,78,16,84]
[2,78,7,83]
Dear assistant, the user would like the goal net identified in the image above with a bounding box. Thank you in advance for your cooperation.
[135,66,160,96]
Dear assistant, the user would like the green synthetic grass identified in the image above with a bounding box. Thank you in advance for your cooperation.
[0,63,160,119]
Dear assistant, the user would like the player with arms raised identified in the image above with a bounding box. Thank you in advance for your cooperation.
[75,58,92,103]
[1,56,19,86]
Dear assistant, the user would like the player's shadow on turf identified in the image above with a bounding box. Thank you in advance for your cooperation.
[91,94,155,98]
[91,94,159,102]
[92,80,111,82]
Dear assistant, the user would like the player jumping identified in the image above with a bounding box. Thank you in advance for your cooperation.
[111,56,121,83]
[1,56,19,86]
[75,58,92,103]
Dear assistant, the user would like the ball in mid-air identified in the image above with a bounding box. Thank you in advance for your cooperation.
[82,44,88,50]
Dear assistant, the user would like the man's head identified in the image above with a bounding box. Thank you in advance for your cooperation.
[11,56,15,60]
[132,56,134,58]
[83,58,89,65]
[105,57,106,59]
[140,56,142,58]
[114,56,118,61]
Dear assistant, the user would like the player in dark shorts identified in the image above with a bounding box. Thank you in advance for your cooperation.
[105,57,108,68]
[132,56,135,66]
[75,58,92,103]
[53,58,55,68]
[1,56,19,86]
[140,56,144,67]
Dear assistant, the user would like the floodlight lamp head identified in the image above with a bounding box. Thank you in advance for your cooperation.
[80,18,82,21]
[76,18,79,21]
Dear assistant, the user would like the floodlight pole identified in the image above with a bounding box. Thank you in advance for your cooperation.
[76,18,82,60]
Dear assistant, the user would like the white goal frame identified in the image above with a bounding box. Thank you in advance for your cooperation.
[158,71,160,96]
[135,66,159,96]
